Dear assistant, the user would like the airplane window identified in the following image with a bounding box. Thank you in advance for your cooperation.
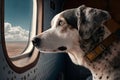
[2,0,41,71]
[4,0,33,57]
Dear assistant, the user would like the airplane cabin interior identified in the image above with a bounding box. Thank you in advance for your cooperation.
[0,0,120,80]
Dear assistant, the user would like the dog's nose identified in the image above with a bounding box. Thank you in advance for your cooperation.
[32,37,41,47]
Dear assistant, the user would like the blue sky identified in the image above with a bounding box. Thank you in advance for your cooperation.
[5,0,33,30]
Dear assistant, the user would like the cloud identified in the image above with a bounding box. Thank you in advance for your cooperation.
[5,22,29,41]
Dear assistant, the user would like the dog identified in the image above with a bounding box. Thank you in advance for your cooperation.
[32,5,120,80]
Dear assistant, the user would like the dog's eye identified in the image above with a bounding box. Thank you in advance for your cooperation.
[58,20,64,26]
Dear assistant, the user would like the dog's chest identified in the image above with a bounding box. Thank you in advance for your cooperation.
[87,59,113,80]
[85,41,120,80]
[83,29,120,79]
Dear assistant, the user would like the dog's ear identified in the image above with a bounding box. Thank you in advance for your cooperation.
[76,5,111,28]
[75,5,86,30]
[76,5,91,39]
[92,10,111,24]
[75,5,111,39]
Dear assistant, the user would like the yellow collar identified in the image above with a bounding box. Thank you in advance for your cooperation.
[85,33,119,61]
[85,19,120,62]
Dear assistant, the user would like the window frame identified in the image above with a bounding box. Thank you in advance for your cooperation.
[1,0,43,73]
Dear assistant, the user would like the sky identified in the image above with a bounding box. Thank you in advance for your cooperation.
[5,0,33,30]
[5,0,33,41]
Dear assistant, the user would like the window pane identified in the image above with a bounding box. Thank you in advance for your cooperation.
[4,0,33,57]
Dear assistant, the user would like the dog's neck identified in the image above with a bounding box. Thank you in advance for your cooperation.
[66,26,120,80]
[67,46,87,66]
[67,47,109,80]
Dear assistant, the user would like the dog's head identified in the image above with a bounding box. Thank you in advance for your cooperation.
[32,5,110,54]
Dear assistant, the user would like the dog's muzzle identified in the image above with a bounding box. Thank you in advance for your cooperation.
[32,37,41,47]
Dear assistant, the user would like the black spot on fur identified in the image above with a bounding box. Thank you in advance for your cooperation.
[105,65,107,67]
[105,58,109,61]
[98,68,100,70]
[88,63,91,66]
[106,76,109,79]
[114,48,117,51]
[108,70,111,74]
[58,46,67,51]
[98,61,101,64]
[93,66,96,69]
[99,76,102,79]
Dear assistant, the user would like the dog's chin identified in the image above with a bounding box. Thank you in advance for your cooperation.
[35,46,67,53]
[38,49,66,53]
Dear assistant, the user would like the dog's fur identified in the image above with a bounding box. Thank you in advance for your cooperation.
[32,5,120,80]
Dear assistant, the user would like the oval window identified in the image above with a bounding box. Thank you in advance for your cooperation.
[5,0,33,57]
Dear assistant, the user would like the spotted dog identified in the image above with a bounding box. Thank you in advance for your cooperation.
[32,5,120,80]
